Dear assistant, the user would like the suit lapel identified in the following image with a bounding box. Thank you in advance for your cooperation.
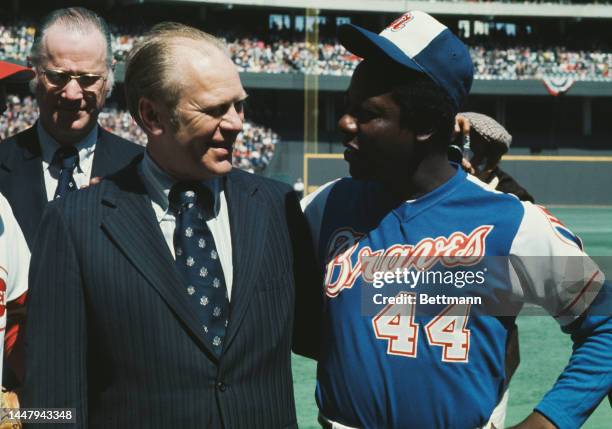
[91,127,114,178]
[16,126,47,206]
[100,164,219,359]
[222,171,268,351]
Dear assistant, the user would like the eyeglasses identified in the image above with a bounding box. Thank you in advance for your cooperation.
[41,69,107,90]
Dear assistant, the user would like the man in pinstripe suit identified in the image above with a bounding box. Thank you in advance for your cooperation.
[22,23,320,428]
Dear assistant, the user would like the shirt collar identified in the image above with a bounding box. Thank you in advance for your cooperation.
[392,164,464,222]
[139,150,221,222]
[38,121,98,174]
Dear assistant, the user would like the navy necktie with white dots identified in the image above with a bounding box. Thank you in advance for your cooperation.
[170,182,229,355]
[53,146,79,200]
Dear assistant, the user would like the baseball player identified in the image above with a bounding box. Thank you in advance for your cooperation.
[302,11,611,429]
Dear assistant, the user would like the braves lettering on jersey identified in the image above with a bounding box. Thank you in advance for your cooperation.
[302,167,608,429]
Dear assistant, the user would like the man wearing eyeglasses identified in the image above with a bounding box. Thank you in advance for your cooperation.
[0,7,143,248]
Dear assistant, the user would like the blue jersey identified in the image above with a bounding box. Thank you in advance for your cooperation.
[302,167,609,429]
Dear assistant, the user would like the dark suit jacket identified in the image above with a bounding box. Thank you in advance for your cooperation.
[22,159,321,429]
[0,124,144,247]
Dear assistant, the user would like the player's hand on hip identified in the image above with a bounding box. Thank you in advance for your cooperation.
[507,412,557,429]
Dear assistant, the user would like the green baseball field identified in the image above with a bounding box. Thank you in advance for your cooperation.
[292,206,612,428]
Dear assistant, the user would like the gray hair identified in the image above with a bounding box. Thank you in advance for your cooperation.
[30,7,115,93]
[124,22,227,130]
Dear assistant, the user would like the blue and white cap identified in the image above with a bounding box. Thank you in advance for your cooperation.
[339,11,473,111]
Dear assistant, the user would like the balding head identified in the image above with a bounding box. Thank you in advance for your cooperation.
[30,7,115,91]
[124,22,228,130]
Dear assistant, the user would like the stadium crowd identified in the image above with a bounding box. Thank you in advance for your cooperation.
[0,23,35,62]
[230,39,612,80]
[470,45,611,80]
[0,95,279,173]
[3,22,612,81]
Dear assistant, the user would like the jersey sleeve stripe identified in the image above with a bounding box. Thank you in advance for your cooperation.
[554,270,602,319]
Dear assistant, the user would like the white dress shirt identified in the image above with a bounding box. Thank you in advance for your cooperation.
[138,151,234,300]
[38,121,97,202]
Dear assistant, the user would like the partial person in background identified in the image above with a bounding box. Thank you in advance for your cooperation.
[0,7,143,248]
[0,61,34,414]
[458,111,534,203]
[0,195,28,415]
[0,60,32,414]
[455,111,536,428]
[0,61,34,116]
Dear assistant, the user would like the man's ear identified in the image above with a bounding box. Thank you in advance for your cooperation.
[138,97,165,136]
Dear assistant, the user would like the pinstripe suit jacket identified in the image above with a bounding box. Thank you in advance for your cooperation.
[22,158,321,428]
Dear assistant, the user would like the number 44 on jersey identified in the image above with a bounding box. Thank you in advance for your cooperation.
[372,292,471,363]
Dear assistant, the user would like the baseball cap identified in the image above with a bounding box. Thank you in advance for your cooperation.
[461,112,512,149]
[338,11,473,111]
[0,60,35,82]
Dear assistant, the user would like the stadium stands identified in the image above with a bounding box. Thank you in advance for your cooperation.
[2,2,612,171]
[0,23,35,62]
[2,22,612,81]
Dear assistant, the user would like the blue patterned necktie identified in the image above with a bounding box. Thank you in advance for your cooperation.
[53,146,79,200]
[170,182,229,355]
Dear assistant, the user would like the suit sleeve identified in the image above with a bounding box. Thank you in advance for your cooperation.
[21,203,88,428]
[286,190,322,360]
[509,203,612,429]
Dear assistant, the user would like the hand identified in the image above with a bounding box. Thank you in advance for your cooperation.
[454,115,476,175]
[80,176,103,189]
[508,412,557,429]
[453,114,471,142]
[461,158,475,175]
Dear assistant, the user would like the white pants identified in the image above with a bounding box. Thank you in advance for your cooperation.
[482,388,510,429]
[318,389,510,429]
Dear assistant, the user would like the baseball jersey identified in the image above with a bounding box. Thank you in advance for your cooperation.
[302,167,611,429]
[0,193,29,382]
